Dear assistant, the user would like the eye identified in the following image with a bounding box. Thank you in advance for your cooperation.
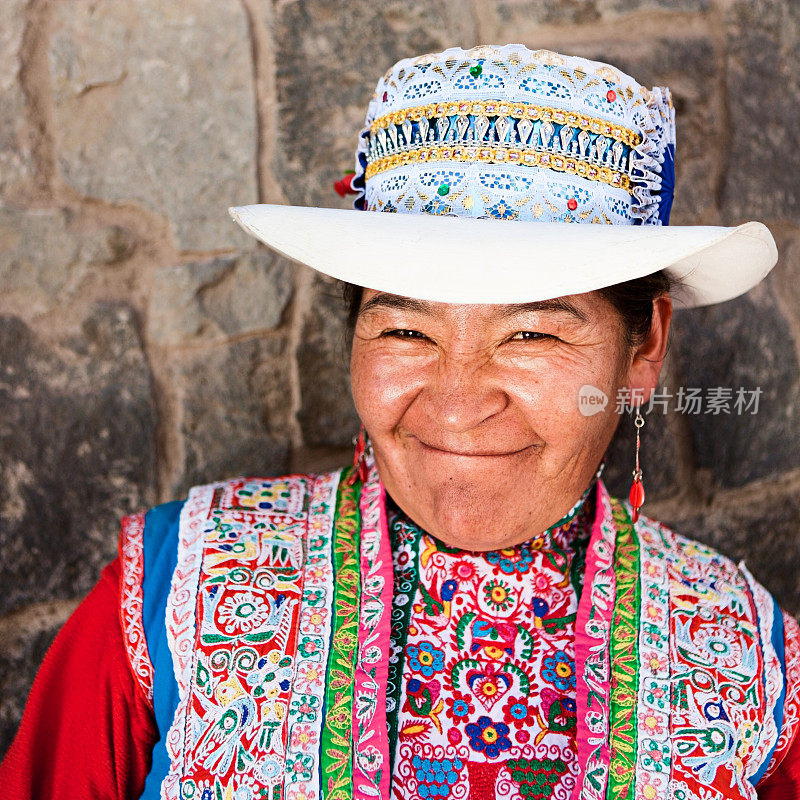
[508,331,556,341]
[381,328,430,340]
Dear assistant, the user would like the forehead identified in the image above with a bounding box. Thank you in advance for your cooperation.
[357,288,607,323]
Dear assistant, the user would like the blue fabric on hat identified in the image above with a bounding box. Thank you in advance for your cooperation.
[657,142,676,226]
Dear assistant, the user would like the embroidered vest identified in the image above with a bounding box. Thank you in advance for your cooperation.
[119,461,800,800]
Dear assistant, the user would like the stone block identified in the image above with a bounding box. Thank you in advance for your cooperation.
[0,304,157,617]
[723,0,800,221]
[487,0,602,28]
[296,275,360,449]
[477,2,709,47]
[597,0,710,13]
[0,0,33,200]
[167,336,294,498]
[273,0,476,207]
[48,0,257,250]
[671,281,800,488]
[149,249,293,346]
[0,207,136,317]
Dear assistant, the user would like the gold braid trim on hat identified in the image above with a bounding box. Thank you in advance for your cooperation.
[370,100,642,148]
[365,145,632,193]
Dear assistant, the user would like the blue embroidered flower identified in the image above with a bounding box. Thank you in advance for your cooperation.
[465,715,511,759]
[407,641,445,677]
[486,545,535,575]
[452,698,471,718]
[542,650,576,691]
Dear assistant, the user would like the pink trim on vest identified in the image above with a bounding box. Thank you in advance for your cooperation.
[352,457,394,800]
[572,481,616,800]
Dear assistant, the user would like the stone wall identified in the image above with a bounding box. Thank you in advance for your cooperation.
[1,0,798,759]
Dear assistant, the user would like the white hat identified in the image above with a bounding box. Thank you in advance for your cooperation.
[230,44,777,307]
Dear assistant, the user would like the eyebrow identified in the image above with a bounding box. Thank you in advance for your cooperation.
[497,298,588,323]
[358,293,587,322]
[358,294,431,316]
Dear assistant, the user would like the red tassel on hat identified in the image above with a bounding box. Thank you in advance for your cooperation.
[334,171,358,197]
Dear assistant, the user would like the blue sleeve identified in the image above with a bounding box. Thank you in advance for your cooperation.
[752,596,787,786]
[139,500,183,800]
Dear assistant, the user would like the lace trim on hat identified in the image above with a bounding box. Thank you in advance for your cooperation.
[628,86,676,225]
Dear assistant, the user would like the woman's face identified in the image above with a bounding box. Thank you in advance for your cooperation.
[350,288,672,550]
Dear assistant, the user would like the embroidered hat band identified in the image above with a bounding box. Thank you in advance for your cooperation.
[351,44,675,227]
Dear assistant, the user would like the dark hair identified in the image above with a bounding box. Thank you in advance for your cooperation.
[342,271,676,350]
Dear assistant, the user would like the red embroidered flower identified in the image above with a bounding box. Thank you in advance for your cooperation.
[452,559,477,582]
[501,695,537,729]
[445,690,475,722]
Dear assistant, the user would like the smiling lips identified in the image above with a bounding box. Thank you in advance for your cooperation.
[414,437,537,459]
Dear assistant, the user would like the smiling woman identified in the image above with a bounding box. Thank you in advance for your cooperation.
[349,286,671,551]
[1,43,798,800]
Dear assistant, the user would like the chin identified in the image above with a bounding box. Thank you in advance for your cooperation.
[418,481,535,551]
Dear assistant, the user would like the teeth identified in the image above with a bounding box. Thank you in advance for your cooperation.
[611,139,624,170]
[559,124,573,152]
[594,135,609,163]
[386,124,399,152]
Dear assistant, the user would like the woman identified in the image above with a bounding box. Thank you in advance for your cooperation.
[1,44,797,800]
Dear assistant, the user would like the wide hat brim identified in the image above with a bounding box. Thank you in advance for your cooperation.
[229,204,778,308]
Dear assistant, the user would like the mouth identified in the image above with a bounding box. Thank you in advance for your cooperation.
[414,438,536,459]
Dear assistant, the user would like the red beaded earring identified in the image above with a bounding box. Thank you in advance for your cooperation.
[348,424,370,485]
[629,400,645,522]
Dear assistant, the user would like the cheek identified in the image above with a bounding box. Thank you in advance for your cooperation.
[350,347,424,430]
[505,351,625,442]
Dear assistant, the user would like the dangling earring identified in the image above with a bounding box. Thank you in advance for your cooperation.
[628,400,645,522]
[348,424,370,485]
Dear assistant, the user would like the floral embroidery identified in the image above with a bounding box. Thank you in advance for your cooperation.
[483,579,515,611]
[485,544,536,574]
[542,650,576,691]
[216,590,271,634]
[407,642,446,677]
[466,716,512,758]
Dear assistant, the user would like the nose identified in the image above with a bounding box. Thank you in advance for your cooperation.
[418,355,509,434]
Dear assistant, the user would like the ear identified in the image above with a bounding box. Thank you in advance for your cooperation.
[625,294,673,404]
